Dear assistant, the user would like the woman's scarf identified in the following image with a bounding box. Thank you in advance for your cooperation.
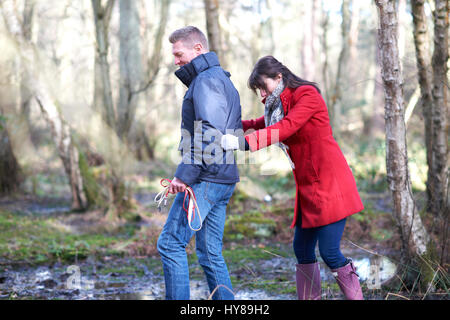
[263,79,295,169]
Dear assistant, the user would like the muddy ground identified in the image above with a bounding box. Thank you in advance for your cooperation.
[0,193,447,301]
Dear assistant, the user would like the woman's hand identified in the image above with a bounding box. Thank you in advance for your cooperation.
[221,134,239,150]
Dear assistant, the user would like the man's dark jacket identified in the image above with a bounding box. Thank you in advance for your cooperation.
[174,52,243,186]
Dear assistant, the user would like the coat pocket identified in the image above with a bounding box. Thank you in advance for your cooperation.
[300,159,319,183]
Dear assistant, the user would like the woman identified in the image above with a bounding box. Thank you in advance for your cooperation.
[221,56,364,300]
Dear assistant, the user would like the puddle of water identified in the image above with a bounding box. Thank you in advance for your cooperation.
[0,265,294,300]
[258,252,397,287]
[352,256,397,282]
[100,280,294,300]
[0,199,71,216]
[27,206,71,215]
[0,251,398,300]
[318,255,397,287]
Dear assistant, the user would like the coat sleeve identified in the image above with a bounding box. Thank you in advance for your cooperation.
[245,86,320,152]
[174,75,227,185]
[242,116,266,132]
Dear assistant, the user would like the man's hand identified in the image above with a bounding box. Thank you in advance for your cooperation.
[168,176,187,194]
[221,134,239,150]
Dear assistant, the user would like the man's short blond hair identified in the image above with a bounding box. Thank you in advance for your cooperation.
[169,26,209,51]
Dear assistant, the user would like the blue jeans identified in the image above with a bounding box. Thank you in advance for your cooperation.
[157,181,236,300]
[293,217,348,270]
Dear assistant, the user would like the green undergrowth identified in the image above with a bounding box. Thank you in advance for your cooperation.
[0,210,127,265]
[224,210,277,240]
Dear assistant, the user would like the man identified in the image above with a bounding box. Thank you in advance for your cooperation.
[156,26,242,300]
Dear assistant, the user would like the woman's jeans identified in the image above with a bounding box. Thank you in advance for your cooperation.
[157,181,236,300]
[293,217,348,270]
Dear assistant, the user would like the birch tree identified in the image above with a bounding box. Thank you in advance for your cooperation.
[375,0,435,290]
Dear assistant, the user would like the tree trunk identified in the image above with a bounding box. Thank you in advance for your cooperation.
[127,0,170,161]
[204,0,225,67]
[19,0,35,137]
[368,28,387,136]
[375,0,435,290]
[411,0,434,212]
[1,0,88,211]
[348,0,360,65]
[430,0,449,219]
[330,0,351,137]
[320,0,331,106]
[0,113,21,195]
[118,0,144,140]
[91,0,135,219]
[92,0,116,131]
[35,93,88,211]
[300,0,317,81]
[145,0,170,87]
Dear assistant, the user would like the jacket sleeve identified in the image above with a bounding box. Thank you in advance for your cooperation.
[174,75,228,185]
[245,86,320,152]
[242,116,266,132]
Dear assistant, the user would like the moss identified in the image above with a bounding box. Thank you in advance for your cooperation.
[78,150,139,221]
[416,243,447,291]
[224,211,276,240]
[223,244,289,266]
[0,210,122,265]
[78,151,107,208]
[241,278,296,295]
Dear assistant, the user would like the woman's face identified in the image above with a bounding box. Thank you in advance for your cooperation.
[258,74,282,98]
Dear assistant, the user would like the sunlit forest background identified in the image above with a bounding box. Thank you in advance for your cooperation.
[0,0,448,300]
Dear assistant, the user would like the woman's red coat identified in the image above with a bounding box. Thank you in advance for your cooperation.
[243,85,364,228]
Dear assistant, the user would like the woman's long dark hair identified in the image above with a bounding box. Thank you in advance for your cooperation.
[248,56,321,94]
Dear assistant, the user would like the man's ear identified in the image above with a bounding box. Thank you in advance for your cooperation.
[193,43,204,54]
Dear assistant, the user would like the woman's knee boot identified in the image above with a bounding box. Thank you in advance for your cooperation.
[331,260,363,300]
[295,262,322,300]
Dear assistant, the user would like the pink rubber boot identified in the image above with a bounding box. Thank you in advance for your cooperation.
[331,260,364,300]
[295,262,322,300]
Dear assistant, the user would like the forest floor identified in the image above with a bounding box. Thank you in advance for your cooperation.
[0,167,448,300]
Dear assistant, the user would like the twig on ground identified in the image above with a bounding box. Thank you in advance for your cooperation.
[385,292,410,300]
[207,284,236,300]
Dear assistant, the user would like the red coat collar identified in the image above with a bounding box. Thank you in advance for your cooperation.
[260,87,294,105]
[280,87,294,102]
